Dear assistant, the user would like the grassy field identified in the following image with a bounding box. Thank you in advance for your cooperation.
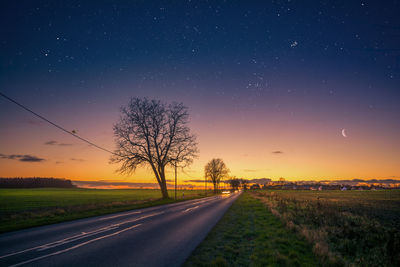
[0,188,207,233]
[185,192,319,266]
[250,190,400,266]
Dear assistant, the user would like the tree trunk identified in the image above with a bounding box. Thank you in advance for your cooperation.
[160,182,169,199]
[158,169,169,199]
[150,163,169,199]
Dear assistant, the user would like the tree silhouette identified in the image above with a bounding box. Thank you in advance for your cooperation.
[241,179,248,191]
[111,98,198,198]
[0,177,75,188]
[227,177,241,191]
[204,158,229,193]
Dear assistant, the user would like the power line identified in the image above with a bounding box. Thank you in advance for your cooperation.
[0,91,117,156]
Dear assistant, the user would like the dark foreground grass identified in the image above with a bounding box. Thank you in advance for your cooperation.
[0,188,207,233]
[185,192,319,267]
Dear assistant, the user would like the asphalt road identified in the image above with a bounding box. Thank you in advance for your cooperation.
[0,191,241,267]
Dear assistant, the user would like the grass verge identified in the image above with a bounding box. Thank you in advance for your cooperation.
[185,192,319,266]
[0,188,209,233]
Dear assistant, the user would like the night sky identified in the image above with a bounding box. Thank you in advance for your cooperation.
[1,1,399,183]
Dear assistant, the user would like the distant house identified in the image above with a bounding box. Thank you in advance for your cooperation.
[310,187,317,191]
[318,186,323,191]
[341,186,347,191]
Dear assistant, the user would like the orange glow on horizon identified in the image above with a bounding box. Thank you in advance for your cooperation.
[1,99,399,183]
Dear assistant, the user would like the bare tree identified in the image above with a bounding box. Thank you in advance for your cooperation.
[111,98,198,198]
[204,158,229,193]
[227,176,241,191]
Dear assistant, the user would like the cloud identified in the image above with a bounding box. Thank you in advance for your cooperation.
[59,143,73,146]
[272,151,283,154]
[70,158,85,162]
[45,140,73,146]
[45,141,57,145]
[0,153,45,162]
[243,169,257,173]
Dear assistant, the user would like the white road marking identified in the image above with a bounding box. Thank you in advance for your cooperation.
[36,226,119,251]
[174,196,224,214]
[191,199,209,205]
[111,211,164,227]
[98,211,142,221]
[10,224,142,267]
[0,226,116,259]
[177,197,219,211]
[182,206,199,213]
[0,212,163,260]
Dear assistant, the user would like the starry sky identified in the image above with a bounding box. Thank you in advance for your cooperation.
[1,1,399,183]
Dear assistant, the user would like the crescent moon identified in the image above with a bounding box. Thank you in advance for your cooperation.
[341,129,347,138]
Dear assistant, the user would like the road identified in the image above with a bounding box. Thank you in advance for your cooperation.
[0,191,241,267]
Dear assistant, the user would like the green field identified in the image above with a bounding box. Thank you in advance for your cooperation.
[185,192,319,266]
[250,190,400,266]
[0,188,208,233]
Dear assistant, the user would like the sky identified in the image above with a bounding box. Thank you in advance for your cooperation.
[1,1,399,184]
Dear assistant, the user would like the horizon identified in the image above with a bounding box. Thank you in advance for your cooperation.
[1,1,400,183]
[2,177,400,191]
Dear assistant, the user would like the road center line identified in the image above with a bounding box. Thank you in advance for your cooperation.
[180,197,219,208]
[98,211,142,221]
[36,226,119,251]
[182,206,199,213]
[0,225,117,259]
[0,212,163,260]
[10,224,142,267]
[112,211,164,226]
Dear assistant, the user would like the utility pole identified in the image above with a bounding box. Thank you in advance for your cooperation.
[174,162,177,200]
[205,175,207,196]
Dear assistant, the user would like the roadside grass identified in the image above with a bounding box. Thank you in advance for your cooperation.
[251,190,400,266]
[185,192,319,267]
[0,188,208,233]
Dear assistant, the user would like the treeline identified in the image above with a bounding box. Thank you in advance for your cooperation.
[0,177,76,188]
